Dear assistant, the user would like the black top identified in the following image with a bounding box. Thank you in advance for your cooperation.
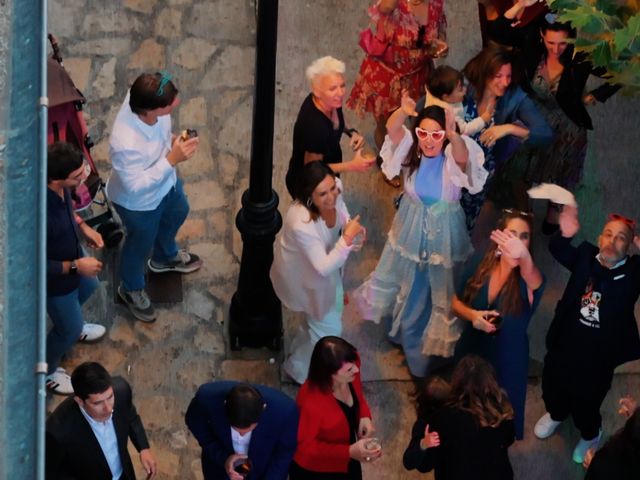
[403,407,515,480]
[285,93,345,198]
[290,383,362,480]
[487,15,619,130]
[47,187,82,296]
[546,234,640,370]
[585,442,640,480]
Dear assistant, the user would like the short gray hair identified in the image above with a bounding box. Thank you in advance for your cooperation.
[305,56,346,87]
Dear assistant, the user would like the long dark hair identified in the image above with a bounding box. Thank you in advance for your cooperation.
[295,161,336,221]
[464,45,518,101]
[461,209,534,316]
[403,105,448,176]
[448,355,514,428]
[307,336,358,393]
[540,19,576,66]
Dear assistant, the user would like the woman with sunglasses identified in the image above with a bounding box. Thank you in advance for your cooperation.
[271,162,366,384]
[354,92,487,377]
[452,208,544,439]
[291,336,381,479]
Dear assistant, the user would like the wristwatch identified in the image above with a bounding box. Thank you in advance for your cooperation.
[69,260,78,275]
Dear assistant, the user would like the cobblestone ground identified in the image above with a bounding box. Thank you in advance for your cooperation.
[47,1,640,479]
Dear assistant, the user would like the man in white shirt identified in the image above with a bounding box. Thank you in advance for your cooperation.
[46,362,157,479]
[107,72,202,322]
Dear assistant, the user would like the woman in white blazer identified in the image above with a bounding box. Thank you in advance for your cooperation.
[271,161,365,384]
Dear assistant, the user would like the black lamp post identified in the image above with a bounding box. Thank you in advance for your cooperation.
[229,0,283,350]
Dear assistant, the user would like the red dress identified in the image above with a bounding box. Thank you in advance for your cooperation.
[347,0,447,119]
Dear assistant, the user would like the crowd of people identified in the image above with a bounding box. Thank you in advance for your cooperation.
[44,0,640,479]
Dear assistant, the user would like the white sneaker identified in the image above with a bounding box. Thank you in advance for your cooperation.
[46,368,74,395]
[78,323,106,342]
[572,430,602,464]
[534,412,562,439]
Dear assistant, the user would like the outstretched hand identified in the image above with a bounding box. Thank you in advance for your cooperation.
[491,229,528,263]
[558,205,580,238]
[400,89,418,117]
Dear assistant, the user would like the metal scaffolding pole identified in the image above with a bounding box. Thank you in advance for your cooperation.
[0,0,47,478]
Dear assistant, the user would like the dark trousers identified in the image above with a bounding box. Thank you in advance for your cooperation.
[541,352,613,440]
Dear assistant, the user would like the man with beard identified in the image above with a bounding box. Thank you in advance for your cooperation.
[534,206,640,464]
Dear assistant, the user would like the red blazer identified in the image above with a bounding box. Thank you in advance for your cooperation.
[293,362,372,473]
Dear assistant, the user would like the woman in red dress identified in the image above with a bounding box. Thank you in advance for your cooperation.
[347,0,448,150]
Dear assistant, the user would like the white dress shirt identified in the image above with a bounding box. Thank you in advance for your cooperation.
[231,427,253,455]
[79,407,123,480]
[107,92,176,211]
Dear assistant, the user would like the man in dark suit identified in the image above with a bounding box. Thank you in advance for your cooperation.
[46,362,157,479]
[185,381,298,480]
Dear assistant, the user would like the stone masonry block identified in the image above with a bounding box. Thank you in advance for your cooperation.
[125,0,159,14]
[199,45,256,89]
[92,57,116,99]
[62,57,91,92]
[183,180,226,211]
[173,38,217,70]
[154,8,182,38]
[176,218,206,243]
[186,2,254,42]
[127,39,165,71]
[179,96,207,127]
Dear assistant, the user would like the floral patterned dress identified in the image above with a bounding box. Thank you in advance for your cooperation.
[347,0,446,119]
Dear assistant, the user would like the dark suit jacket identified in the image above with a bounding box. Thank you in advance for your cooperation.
[46,376,150,480]
[185,381,299,480]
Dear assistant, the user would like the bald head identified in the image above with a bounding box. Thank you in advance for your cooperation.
[598,220,633,267]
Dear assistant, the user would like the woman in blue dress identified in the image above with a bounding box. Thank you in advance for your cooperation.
[459,45,553,232]
[354,92,487,377]
[452,209,544,439]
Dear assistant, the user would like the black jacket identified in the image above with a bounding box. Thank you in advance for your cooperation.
[488,15,619,130]
[46,376,150,480]
[403,408,515,480]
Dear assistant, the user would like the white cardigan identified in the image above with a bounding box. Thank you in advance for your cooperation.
[270,180,353,320]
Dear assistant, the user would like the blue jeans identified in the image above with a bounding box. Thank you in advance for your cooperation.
[46,275,99,374]
[114,179,189,291]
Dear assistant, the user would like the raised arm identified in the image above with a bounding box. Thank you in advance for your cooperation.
[386,89,417,145]
[444,108,468,169]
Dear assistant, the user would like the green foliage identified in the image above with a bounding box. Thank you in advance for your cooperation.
[548,0,640,93]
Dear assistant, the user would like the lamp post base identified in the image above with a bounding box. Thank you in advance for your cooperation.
[228,189,283,351]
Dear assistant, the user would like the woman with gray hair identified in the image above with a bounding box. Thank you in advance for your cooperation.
[285,56,376,199]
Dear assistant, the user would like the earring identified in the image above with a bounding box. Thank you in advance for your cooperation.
[306,197,313,208]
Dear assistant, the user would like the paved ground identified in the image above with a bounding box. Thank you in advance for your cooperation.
[46,1,640,479]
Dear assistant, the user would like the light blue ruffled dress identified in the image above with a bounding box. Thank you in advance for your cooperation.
[354,126,487,376]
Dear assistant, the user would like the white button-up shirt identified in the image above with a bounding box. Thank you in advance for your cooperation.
[79,407,123,480]
[107,92,176,211]
[230,427,253,455]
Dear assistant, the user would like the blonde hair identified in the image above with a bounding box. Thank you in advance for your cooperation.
[305,56,346,88]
